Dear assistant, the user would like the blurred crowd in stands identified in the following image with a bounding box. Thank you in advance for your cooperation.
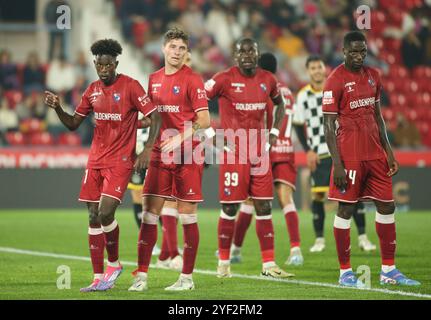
[1,0,431,149]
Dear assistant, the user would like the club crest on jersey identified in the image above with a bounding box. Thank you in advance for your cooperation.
[260,83,267,92]
[173,86,180,95]
[224,188,231,196]
[368,78,375,87]
[344,82,355,93]
[113,93,121,102]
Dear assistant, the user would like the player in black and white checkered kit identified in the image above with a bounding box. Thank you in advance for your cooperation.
[293,55,376,253]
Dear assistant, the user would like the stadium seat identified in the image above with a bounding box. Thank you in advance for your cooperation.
[412,66,431,78]
[388,64,409,78]
[381,108,395,121]
[390,93,408,107]
[5,131,26,146]
[19,118,46,133]
[29,132,54,146]
[57,132,82,146]
[3,90,23,109]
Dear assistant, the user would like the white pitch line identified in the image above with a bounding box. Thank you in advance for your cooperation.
[0,246,430,299]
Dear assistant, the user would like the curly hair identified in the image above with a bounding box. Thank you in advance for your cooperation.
[90,39,123,57]
[163,27,189,46]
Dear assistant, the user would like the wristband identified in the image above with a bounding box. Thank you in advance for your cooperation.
[265,142,271,152]
[270,128,280,137]
[204,127,216,139]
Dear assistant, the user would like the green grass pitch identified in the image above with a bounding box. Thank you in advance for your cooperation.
[0,208,430,300]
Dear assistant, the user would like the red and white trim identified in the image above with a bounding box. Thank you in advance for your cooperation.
[142,193,174,201]
[255,214,272,220]
[360,196,394,203]
[101,193,122,203]
[250,196,274,200]
[171,195,204,203]
[74,111,87,117]
[78,198,100,203]
[322,111,338,115]
[220,199,248,204]
[144,106,157,117]
[194,107,209,113]
[327,197,358,203]
[220,210,236,220]
[273,179,296,190]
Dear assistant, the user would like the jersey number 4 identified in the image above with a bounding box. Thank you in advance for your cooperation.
[224,172,239,187]
[345,169,357,185]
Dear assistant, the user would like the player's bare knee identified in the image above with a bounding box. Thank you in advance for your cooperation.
[255,200,272,216]
[222,204,238,217]
[337,202,356,220]
[88,211,100,226]
[376,201,395,215]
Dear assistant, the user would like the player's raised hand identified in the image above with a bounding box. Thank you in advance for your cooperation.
[269,133,278,146]
[333,163,347,191]
[306,150,320,172]
[44,91,61,109]
[387,154,399,177]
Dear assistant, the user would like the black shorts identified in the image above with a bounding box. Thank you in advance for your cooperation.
[127,169,146,191]
[310,155,332,193]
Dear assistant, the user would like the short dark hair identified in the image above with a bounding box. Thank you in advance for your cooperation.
[305,55,324,68]
[343,31,366,48]
[90,39,122,57]
[235,37,258,49]
[163,27,189,46]
[258,52,277,74]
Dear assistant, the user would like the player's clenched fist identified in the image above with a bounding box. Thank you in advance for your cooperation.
[44,91,60,109]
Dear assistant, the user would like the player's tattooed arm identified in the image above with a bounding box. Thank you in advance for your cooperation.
[161,110,211,153]
[374,101,399,177]
[135,111,161,171]
[323,113,347,190]
[44,91,84,130]
[269,94,286,145]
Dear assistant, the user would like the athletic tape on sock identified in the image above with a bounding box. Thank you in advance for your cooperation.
[101,220,118,233]
[375,212,395,224]
[255,214,272,220]
[162,207,179,217]
[142,211,160,225]
[88,227,103,235]
[283,203,296,214]
[179,213,198,225]
[333,216,351,229]
[239,203,254,214]
[220,210,236,220]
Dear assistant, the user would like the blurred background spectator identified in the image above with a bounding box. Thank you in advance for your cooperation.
[1,0,430,149]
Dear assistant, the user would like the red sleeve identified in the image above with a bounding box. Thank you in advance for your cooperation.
[281,85,294,111]
[130,80,156,117]
[269,73,281,100]
[266,100,274,129]
[374,71,382,103]
[322,73,343,114]
[74,86,93,117]
[188,73,209,113]
[204,72,225,100]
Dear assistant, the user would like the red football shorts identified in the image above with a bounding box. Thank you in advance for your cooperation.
[78,166,132,203]
[219,158,273,203]
[272,161,297,190]
[328,157,394,203]
[143,160,204,202]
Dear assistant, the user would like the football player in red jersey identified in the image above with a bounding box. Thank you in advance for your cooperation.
[45,39,157,292]
[229,53,303,266]
[206,38,294,279]
[323,31,420,287]
[129,28,211,292]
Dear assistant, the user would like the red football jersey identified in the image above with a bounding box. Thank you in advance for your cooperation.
[205,66,280,158]
[148,65,208,154]
[75,74,155,169]
[322,64,386,161]
[266,82,295,163]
